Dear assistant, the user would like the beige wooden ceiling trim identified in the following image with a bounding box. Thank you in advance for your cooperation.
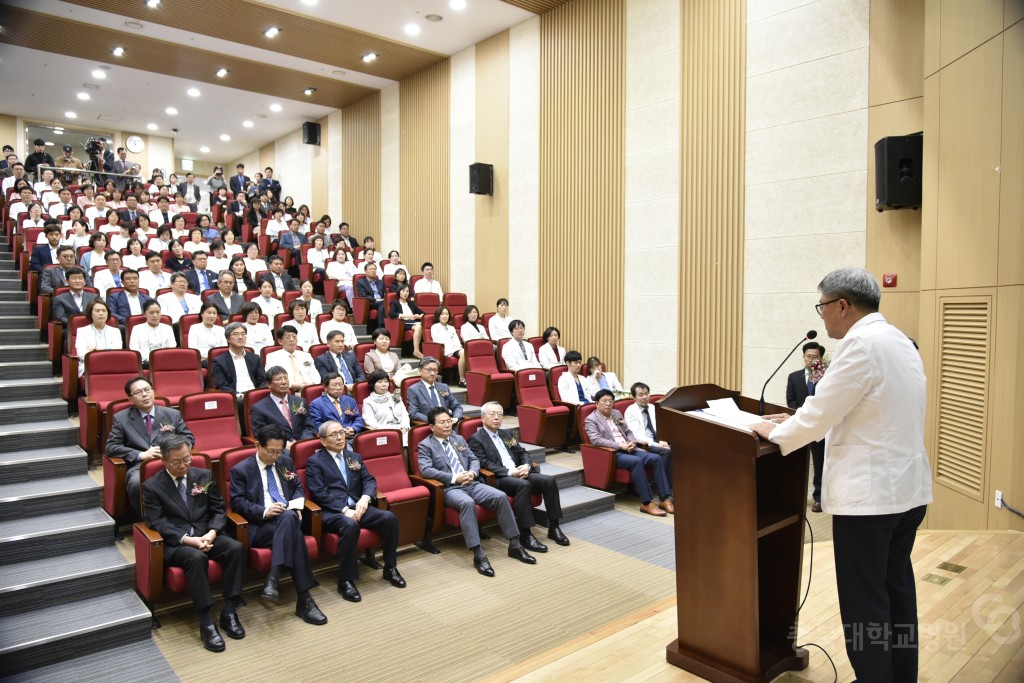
[498,0,573,13]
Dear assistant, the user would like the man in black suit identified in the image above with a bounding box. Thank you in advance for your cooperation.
[229,164,249,196]
[29,224,62,273]
[211,323,266,402]
[118,195,143,226]
[468,402,569,552]
[305,421,406,602]
[313,330,365,388]
[106,377,195,515]
[355,261,387,324]
[249,366,316,446]
[204,271,245,321]
[336,222,358,251]
[52,267,98,325]
[88,138,115,184]
[108,269,152,323]
[40,246,91,294]
[259,167,282,204]
[111,147,133,192]
[259,255,296,296]
[228,424,327,625]
[142,434,244,652]
[184,251,216,294]
[786,341,827,513]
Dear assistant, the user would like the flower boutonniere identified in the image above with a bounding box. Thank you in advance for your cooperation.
[440,390,450,399]
[809,355,831,384]
[302,359,313,367]
[343,407,356,417]
[276,464,297,482]
[190,480,213,496]
[290,401,307,416]
[159,422,174,433]
[345,457,363,472]
[503,437,518,449]
[455,442,466,453]
[614,417,626,427]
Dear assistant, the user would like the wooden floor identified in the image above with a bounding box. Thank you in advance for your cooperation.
[487,531,1024,683]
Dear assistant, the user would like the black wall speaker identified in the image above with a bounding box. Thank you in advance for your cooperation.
[302,122,321,146]
[874,133,922,211]
[469,162,493,195]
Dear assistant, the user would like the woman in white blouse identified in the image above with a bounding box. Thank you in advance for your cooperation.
[538,326,567,370]
[79,232,109,273]
[297,279,323,318]
[109,222,135,253]
[20,203,46,233]
[305,235,331,277]
[187,302,227,365]
[430,305,467,387]
[488,298,513,341]
[254,280,284,318]
[325,248,356,308]
[184,227,209,254]
[122,238,147,271]
[229,258,256,294]
[242,242,268,279]
[318,301,357,351]
[220,229,244,258]
[287,299,320,352]
[361,370,410,445]
[75,300,123,376]
[129,299,176,368]
[460,305,491,345]
[239,302,274,354]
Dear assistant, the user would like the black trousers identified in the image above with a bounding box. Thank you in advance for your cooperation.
[832,504,927,683]
[493,472,562,530]
[321,506,399,581]
[810,440,825,502]
[166,534,244,615]
[249,509,317,594]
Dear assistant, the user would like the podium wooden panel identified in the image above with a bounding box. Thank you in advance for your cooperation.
[656,384,809,683]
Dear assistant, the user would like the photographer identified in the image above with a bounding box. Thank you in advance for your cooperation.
[206,165,227,193]
[87,138,114,184]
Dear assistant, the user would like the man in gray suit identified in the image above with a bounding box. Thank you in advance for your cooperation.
[407,357,463,423]
[51,267,98,326]
[40,246,92,294]
[417,407,535,577]
[203,271,244,322]
[106,376,195,516]
[111,147,134,192]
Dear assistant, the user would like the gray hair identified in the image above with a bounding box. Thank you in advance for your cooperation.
[817,268,881,312]
[224,321,246,340]
[481,401,504,417]
[317,420,343,439]
[418,356,440,370]
[159,433,191,458]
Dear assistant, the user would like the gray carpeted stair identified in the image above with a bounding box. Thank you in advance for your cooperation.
[534,483,617,524]
[0,640,178,683]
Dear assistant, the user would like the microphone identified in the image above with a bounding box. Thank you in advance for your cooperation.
[759,330,817,416]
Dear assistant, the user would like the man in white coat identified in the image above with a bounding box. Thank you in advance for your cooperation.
[751,267,931,683]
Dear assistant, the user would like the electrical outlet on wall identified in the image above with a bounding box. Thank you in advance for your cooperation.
[994,490,1003,508]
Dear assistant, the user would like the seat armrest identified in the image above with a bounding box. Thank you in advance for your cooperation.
[302,499,322,539]
[479,468,496,486]
[225,511,249,551]
[60,354,80,402]
[580,443,618,490]
[132,522,165,604]
[408,475,445,532]
[102,456,127,518]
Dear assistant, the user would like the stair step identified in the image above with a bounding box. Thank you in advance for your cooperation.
[0,280,21,291]
[0,474,101,521]
[0,344,47,363]
[0,639,177,683]
[0,446,85,485]
[523,443,546,464]
[0,291,26,301]
[0,419,78,454]
[538,462,583,489]
[0,361,53,381]
[0,591,151,676]
[0,315,38,329]
[533,484,616,525]
[0,546,133,616]
[0,378,62,401]
[0,302,30,315]
[0,398,70,426]
[0,508,112,566]
[0,328,43,344]
[0,270,19,280]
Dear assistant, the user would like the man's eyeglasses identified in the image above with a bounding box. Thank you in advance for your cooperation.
[815,299,841,318]
[166,454,192,467]
[130,386,153,397]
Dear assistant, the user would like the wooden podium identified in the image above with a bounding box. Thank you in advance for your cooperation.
[657,384,809,683]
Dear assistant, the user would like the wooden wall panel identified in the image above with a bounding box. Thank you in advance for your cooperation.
[259,144,275,180]
[400,61,451,289]
[475,33,511,312]
[869,0,925,106]
[998,20,1023,286]
[341,94,382,240]
[310,116,329,218]
[539,0,625,371]
[678,0,745,390]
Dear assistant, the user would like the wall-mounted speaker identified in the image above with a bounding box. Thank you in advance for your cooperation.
[874,133,922,211]
[469,162,493,195]
[302,122,321,146]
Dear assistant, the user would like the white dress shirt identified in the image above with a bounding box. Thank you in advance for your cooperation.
[129,322,176,361]
[231,351,256,393]
[318,321,357,349]
[265,348,318,386]
[255,296,284,318]
[74,324,124,376]
[187,323,227,360]
[119,291,146,317]
[413,278,443,297]
[501,338,541,371]
[243,322,275,354]
[624,403,658,442]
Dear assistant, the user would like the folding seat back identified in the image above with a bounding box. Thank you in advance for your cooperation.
[514,369,571,449]
[442,292,467,317]
[149,347,203,404]
[242,388,273,437]
[179,391,242,464]
[354,429,434,546]
[415,293,441,316]
[464,339,514,408]
[80,349,143,455]
[548,365,569,401]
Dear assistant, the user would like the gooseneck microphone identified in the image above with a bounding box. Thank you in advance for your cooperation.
[759,330,817,416]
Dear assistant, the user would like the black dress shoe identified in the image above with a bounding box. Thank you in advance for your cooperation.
[296,596,328,625]
[383,565,406,588]
[812,501,823,513]
[199,624,225,652]
[508,546,537,565]
[337,580,362,602]
[474,555,495,577]
[522,533,548,553]
[218,612,245,640]
[260,577,279,601]
[548,527,570,546]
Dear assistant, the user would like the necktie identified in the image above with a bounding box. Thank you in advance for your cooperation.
[443,440,464,475]
[113,272,121,287]
[265,464,286,504]
[200,270,208,290]
[279,397,292,426]
[555,347,561,361]
[518,341,528,360]
[337,355,352,383]
[332,397,342,418]
[144,413,153,436]
[180,298,189,315]
[643,408,657,441]
[177,477,195,534]
[162,211,169,224]
[130,210,136,220]
[289,354,302,383]
[807,379,815,396]
[430,385,441,407]
[336,454,356,506]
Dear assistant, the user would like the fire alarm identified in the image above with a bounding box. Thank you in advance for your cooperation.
[882,273,897,287]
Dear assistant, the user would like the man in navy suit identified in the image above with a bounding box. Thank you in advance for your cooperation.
[417,407,534,577]
[228,424,327,625]
[305,421,405,602]
[355,261,387,323]
[228,164,249,196]
[308,373,363,438]
[142,434,245,652]
[184,251,216,294]
[52,267,98,326]
[107,269,152,323]
[786,341,827,513]
[29,224,62,273]
[313,330,365,388]
[407,357,463,424]
[258,255,296,296]
[277,219,306,263]
[211,323,267,400]
[249,366,316,445]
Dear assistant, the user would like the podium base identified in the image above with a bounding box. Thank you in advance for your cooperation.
[665,639,808,683]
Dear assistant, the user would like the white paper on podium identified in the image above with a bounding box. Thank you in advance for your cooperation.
[687,397,769,433]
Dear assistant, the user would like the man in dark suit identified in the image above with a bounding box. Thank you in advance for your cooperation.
[211,322,266,400]
[88,138,115,184]
[258,255,296,296]
[40,246,91,294]
[118,195,143,226]
[184,251,216,294]
[336,223,358,251]
[229,164,249,196]
[277,219,306,263]
[468,402,569,552]
[108,269,152,323]
[417,407,535,577]
[52,267,98,325]
[355,262,387,323]
[29,224,62,273]
[178,172,202,208]
[314,330,365,388]
[106,376,195,515]
[407,357,463,424]
[228,424,327,625]
[142,434,244,652]
[308,373,363,438]
[249,366,316,445]
[204,272,245,321]
[111,147,134,192]
[259,167,282,203]
[786,341,827,513]
[305,421,405,602]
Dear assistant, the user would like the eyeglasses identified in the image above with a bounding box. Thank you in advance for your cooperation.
[324,431,345,439]
[130,386,153,397]
[815,299,841,318]
[166,454,192,467]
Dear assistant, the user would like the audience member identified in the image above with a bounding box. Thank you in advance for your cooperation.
[430,306,467,386]
[265,325,317,392]
[314,330,364,388]
[188,303,227,365]
[29,224,62,273]
[355,261,387,323]
[41,245,91,293]
[363,328,400,378]
[205,271,244,321]
[156,273,203,325]
[240,302,275,354]
[286,300,319,351]
[785,341,827,513]
[308,374,363,438]
[211,322,267,400]
[361,370,410,443]
[412,262,443,297]
[500,319,542,371]
[460,305,490,343]
[74,299,123,376]
[557,351,594,404]
[92,251,127,298]
[52,267,98,326]
[325,249,357,308]
[108,269,152,321]
[538,326,566,369]
[407,357,463,424]
[248,368,316,445]
[488,298,512,340]
[139,251,171,297]
[388,284,424,359]
[585,356,626,397]
[297,280,323,318]
[318,301,357,351]
[129,300,176,367]
[254,280,284,317]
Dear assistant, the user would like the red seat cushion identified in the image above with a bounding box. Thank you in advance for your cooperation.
[165,561,223,593]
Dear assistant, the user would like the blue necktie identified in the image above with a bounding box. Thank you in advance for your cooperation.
[430,385,441,407]
[337,355,352,383]
[113,272,121,287]
[200,270,208,290]
[265,464,286,505]
[336,454,355,507]
[807,379,815,396]
[443,440,464,475]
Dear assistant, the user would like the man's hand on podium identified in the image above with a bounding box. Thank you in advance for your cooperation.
[750,413,789,440]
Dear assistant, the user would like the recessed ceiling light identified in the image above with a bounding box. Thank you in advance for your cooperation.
[112,46,125,57]
[53,130,63,135]
[54,126,64,131]
[146,123,158,131]
[76,92,90,101]
[165,106,178,115]
[264,26,280,38]
[450,0,467,9]
[45,142,54,147]
[219,134,231,142]
[362,52,377,63]
[303,87,317,96]
[187,87,201,97]
[216,68,229,78]
[269,103,282,112]
[301,0,318,4]
[425,14,443,22]
[404,23,421,36]
[91,69,107,79]
[243,120,254,128]
[65,111,77,119]
[200,146,210,153]
[146,0,161,8]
